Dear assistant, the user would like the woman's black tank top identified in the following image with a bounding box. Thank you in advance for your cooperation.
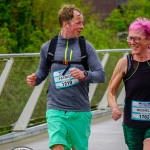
[123,54,150,128]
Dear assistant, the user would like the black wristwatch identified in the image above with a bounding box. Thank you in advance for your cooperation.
[84,71,88,78]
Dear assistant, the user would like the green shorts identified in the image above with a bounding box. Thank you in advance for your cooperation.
[46,109,92,150]
[122,123,150,150]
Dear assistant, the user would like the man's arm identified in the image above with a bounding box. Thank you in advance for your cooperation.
[35,42,50,85]
[85,41,106,83]
[26,42,50,86]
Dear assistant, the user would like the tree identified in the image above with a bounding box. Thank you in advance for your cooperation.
[23,0,100,52]
[0,0,98,53]
[0,0,33,52]
[105,0,150,32]
[0,24,17,53]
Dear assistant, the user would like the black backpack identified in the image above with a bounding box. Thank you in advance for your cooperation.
[46,35,89,75]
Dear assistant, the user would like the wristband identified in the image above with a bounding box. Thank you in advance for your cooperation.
[84,71,88,78]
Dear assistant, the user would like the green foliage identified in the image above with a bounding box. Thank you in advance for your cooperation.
[0,125,12,136]
[23,28,52,53]
[0,0,10,26]
[122,0,150,25]
[82,18,128,49]
[1,0,150,53]
[105,9,127,31]
[0,0,99,53]
[105,0,150,32]
[0,0,33,52]
[11,0,33,52]
[0,24,17,53]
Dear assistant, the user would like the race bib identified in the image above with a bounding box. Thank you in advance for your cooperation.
[53,67,79,89]
[131,100,150,121]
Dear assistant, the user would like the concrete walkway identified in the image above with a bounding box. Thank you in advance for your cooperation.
[0,114,128,150]
[89,114,128,150]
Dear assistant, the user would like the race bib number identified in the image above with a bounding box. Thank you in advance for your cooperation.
[131,100,150,121]
[53,67,79,89]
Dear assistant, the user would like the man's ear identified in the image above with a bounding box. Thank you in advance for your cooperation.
[62,21,69,29]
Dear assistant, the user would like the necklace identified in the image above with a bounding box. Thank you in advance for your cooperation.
[147,61,150,67]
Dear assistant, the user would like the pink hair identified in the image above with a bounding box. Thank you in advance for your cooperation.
[129,17,150,37]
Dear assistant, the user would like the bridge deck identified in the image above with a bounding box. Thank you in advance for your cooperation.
[0,114,128,150]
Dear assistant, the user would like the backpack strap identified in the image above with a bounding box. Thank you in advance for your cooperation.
[79,36,89,70]
[47,35,89,73]
[47,35,58,69]
[123,54,139,81]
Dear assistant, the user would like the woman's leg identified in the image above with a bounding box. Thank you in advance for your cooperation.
[143,138,150,150]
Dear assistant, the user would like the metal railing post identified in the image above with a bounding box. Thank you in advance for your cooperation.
[13,79,47,131]
[89,53,109,102]
[0,58,14,95]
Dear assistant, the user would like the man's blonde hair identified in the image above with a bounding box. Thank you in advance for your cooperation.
[58,4,82,27]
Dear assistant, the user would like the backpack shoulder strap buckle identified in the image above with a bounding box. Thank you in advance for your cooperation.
[63,60,68,65]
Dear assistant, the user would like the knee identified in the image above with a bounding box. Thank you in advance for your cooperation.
[144,138,150,143]
[52,144,64,150]
[143,138,150,148]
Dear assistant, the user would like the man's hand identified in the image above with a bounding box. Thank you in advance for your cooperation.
[26,73,37,86]
[70,68,86,80]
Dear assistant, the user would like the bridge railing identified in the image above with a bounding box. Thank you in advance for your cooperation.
[0,49,131,132]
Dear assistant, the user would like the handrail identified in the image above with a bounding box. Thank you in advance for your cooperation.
[0,49,131,58]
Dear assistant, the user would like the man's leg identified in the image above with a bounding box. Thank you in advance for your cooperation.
[67,111,92,150]
[52,144,64,150]
[46,109,71,150]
